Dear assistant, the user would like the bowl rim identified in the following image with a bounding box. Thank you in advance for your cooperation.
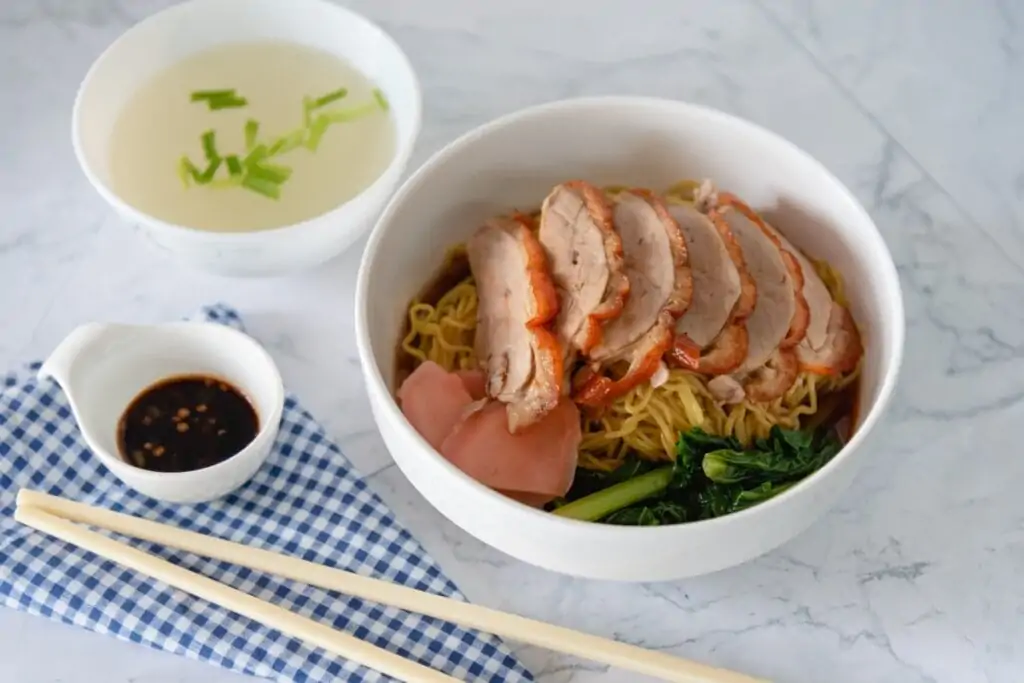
[356,95,905,537]
[70,0,423,242]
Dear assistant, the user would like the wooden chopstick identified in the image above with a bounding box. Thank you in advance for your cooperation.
[17,489,767,683]
[14,504,458,683]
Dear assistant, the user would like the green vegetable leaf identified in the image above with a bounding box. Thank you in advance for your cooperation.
[604,501,689,526]
[373,88,389,111]
[552,467,673,522]
[731,481,795,511]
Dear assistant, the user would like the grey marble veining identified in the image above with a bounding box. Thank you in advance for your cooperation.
[1,1,1021,682]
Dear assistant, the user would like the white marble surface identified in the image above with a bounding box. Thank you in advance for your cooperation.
[1,0,1021,681]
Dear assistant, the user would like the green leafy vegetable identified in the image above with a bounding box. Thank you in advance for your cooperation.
[559,425,842,527]
[373,88,389,111]
[552,468,673,521]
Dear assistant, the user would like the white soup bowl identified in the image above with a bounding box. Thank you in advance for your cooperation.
[356,97,904,581]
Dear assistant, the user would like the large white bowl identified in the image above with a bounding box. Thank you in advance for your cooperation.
[73,0,421,277]
[356,97,904,582]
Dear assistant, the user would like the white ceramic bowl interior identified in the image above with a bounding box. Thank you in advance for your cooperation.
[357,97,904,582]
[73,0,421,277]
[39,322,285,504]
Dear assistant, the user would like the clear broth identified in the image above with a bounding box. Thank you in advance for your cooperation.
[110,41,396,232]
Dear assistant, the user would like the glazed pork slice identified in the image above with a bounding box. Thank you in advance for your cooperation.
[666,201,757,375]
[796,301,863,375]
[760,222,863,375]
[701,192,808,402]
[538,181,629,358]
[575,190,692,406]
[468,216,563,432]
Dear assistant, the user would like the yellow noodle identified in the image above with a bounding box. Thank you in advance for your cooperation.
[398,183,862,471]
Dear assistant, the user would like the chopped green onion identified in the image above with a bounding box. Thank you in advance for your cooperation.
[207,94,248,110]
[324,102,376,124]
[242,175,281,199]
[267,128,305,156]
[373,88,389,111]
[225,155,243,177]
[197,157,222,184]
[191,89,236,102]
[178,157,201,188]
[244,119,259,151]
[243,143,268,167]
[309,87,348,109]
[247,162,292,184]
[304,114,331,151]
[200,130,219,162]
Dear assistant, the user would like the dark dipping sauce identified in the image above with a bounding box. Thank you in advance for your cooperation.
[117,375,259,473]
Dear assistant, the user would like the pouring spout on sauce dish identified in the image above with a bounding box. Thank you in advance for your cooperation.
[39,321,284,503]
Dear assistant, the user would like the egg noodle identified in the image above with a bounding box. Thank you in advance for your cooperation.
[399,182,861,472]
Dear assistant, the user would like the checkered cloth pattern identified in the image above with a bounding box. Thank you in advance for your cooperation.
[0,304,533,682]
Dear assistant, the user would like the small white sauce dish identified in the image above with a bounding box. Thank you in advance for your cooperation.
[39,322,284,504]
[356,96,905,581]
[72,0,421,277]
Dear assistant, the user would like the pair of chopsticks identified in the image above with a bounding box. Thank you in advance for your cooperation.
[15,489,766,683]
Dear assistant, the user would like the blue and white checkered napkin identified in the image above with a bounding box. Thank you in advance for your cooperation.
[0,304,533,682]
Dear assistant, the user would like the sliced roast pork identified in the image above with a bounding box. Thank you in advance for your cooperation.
[699,191,808,402]
[538,181,629,358]
[737,203,862,376]
[666,201,757,375]
[575,190,692,406]
[796,301,863,375]
[467,215,562,432]
[760,221,863,375]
